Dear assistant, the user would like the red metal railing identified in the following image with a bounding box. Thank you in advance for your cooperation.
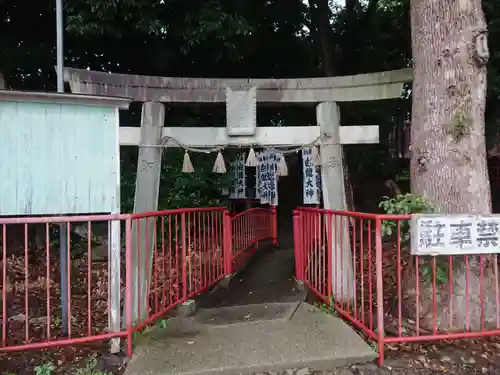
[128,208,228,333]
[294,207,500,366]
[0,206,273,356]
[230,207,276,267]
[0,213,130,353]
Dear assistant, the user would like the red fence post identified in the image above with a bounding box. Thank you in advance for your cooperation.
[181,212,188,302]
[124,216,134,356]
[271,205,278,246]
[327,212,333,298]
[374,216,386,366]
[223,210,233,276]
[293,210,302,281]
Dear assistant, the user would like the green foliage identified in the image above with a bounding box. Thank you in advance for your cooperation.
[316,296,337,315]
[448,107,472,142]
[378,193,436,241]
[31,355,113,375]
[378,194,449,286]
[73,355,112,375]
[131,318,169,347]
[421,259,449,285]
[34,363,55,375]
[120,148,231,213]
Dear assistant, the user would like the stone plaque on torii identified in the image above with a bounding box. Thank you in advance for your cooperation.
[63,66,413,304]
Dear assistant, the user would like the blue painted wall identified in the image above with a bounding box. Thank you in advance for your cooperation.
[0,101,119,215]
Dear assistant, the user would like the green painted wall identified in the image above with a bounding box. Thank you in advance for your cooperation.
[0,100,119,215]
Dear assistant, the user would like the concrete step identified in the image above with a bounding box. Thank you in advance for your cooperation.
[194,301,302,326]
[154,302,303,339]
[125,302,377,375]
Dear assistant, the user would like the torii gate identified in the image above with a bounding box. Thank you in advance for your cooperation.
[63,67,412,310]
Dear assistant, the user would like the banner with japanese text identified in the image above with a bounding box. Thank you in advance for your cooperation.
[229,153,246,199]
[257,150,278,206]
[302,147,321,204]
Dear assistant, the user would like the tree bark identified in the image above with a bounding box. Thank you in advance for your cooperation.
[410,0,490,213]
[309,0,336,76]
[409,0,494,330]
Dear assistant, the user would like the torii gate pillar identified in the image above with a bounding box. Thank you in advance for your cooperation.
[317,101,354,302]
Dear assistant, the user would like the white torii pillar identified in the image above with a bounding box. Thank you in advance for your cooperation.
[317,102,378,303]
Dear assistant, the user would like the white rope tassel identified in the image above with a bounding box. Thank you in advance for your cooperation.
[278,154,288,176]
[182,150,195,173]
[246,147,258,167]
[312,146,321,166]
[213,151,227,174]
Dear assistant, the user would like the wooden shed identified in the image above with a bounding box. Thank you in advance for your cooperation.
[0,90,131,216]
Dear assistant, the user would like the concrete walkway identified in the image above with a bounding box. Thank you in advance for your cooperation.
[124,302,377,375]
[197,247,304,308]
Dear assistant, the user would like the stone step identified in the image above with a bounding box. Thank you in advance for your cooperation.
[125,303,377,375]
[194,301,302,326]
[157,302,303,339]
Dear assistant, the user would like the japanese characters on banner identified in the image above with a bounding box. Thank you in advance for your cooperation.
[257,150,278,206]
[229,153,246,199]
[315,164,322,199]
[411,214,500,256]
[255,151,262,200]
[302,147,321,205]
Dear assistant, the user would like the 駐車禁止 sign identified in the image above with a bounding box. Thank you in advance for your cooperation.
[410,214,500,256]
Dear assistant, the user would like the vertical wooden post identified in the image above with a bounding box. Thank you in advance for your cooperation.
[108,218,121,353]
[317,102,354,303]
[109,106,123,353]
[128,102,165,324]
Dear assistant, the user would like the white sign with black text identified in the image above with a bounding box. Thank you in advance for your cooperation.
[410,214,500,256]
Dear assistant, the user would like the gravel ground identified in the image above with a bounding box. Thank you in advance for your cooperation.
[250,363,499,375]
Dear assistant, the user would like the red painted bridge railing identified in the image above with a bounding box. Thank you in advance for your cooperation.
[0,205,276,356]
[293,207,500,366]
[230,207,277,268]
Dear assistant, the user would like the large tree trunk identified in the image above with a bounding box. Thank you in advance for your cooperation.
[409,0,494,330]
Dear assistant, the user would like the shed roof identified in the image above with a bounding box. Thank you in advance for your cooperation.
[0,90,131,109]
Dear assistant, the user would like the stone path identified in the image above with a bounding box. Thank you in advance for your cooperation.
[124,302,376,375]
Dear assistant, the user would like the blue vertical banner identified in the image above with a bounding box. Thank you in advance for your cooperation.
[302,147,320,204]
[268,150,279,206]
[316,165,322,203]
[258,150,279,205]
[259,151,270,204]
[230,153,247,199]
[255,151,262,200]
